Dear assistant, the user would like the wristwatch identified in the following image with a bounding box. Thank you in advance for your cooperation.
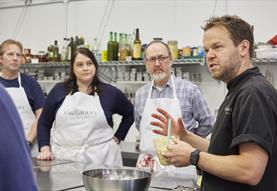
[190,149,201,166]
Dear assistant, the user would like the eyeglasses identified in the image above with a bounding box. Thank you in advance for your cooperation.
[145,55,170,65]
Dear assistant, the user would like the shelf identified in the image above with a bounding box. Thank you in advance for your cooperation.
[38,80,63,83]
[17,58,277,69]
[20,58,205,68]
[115,81,149,84]
[175,58,205,65]
[36,79,203,85]
[21,62,69,68]
[252,58,277,65]
[100,58,205,66]
[100,61,145,66]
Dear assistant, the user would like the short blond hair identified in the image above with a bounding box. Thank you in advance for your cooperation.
[202,15,254,58]
[0,39,23,56]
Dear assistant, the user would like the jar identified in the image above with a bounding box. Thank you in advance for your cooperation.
[192,47,198,57]
[38,51,46,62]
[182,46,192,57]
[101,50,107,62]
[167,40,178,59]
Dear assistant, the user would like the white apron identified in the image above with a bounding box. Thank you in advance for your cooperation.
[2,73,38,155]
[51,92,122,167]
[3,73,35,135]
[137,75,197,178]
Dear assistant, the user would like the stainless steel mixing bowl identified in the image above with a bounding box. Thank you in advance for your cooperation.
[82,167,152,191]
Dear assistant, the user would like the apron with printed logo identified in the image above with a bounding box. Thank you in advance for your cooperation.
[3,73,37,155]
[137,75,197,178]
[51,92,122,167]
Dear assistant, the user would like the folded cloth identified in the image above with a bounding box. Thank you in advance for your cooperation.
[136,153,154,172]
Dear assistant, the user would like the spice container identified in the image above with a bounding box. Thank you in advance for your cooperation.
[182,46,191,57]
[168,40,178,59]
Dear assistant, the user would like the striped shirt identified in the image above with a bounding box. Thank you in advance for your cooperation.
[134,75,213,137]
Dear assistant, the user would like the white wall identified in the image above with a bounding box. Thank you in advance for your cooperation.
[1,0,277,53]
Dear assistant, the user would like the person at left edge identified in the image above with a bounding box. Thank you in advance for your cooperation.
[37,47,134,167]
[0,39,45,156]
[0,84,37,191]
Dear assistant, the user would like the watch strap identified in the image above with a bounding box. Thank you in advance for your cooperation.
[190,149,201,166]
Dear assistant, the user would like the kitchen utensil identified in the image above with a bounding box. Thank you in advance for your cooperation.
[82,167,151,191]
[167,118,172,142]
[173,185,197,191]
[150,185,196,191]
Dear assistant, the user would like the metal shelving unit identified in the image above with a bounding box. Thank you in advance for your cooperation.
[20,62,69,68]
[252,58,277,65]
[18,58,277,68]
[19,58,205,68]
[8,58,275,94]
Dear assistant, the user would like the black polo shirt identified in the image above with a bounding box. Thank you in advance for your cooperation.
[202,67,277,191]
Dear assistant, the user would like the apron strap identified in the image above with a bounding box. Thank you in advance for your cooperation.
[147,81,154,99]
[170,75,177,98]
[17,72,22,87]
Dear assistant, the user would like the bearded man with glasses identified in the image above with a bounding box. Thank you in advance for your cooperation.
[134,40,213,179]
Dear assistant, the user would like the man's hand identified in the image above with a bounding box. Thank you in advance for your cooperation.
[163,139,195,167]
[151,108,190,140]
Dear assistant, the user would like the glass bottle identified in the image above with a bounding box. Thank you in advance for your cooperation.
[68,37,74,61]
[113,32,119,61]
[53,40,59,61]
[119,33,127,61]
[92,38,97,52]
[125,33,131,57]
[107,32,114,61]
[132,28,142,60]
[78,36,85,48]
[92,38,100,61]
[125,33,132,61]
[61,37,68,62]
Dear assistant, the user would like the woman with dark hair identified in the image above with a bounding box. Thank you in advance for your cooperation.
[37,48,134,167]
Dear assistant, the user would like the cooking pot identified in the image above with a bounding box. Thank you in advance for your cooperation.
[82,167,151,191]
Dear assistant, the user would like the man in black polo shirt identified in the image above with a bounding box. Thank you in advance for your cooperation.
[150,15,277,191]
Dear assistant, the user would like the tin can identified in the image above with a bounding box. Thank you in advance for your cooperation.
[182,46,191,57]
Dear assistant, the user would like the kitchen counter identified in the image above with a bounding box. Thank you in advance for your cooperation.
[31,142,140,169]
[31,157,73,169]
[33,160,197,191]
[34,161,84,191]
[33,142,197,190]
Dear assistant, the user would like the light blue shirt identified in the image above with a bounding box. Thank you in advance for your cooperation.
[134,75,214,137]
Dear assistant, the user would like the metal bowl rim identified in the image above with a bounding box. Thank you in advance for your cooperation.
[82,167,152,179]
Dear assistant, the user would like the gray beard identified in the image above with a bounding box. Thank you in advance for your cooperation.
[151,72,167,81]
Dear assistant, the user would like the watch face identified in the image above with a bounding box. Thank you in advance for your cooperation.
[190,150,200,166]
